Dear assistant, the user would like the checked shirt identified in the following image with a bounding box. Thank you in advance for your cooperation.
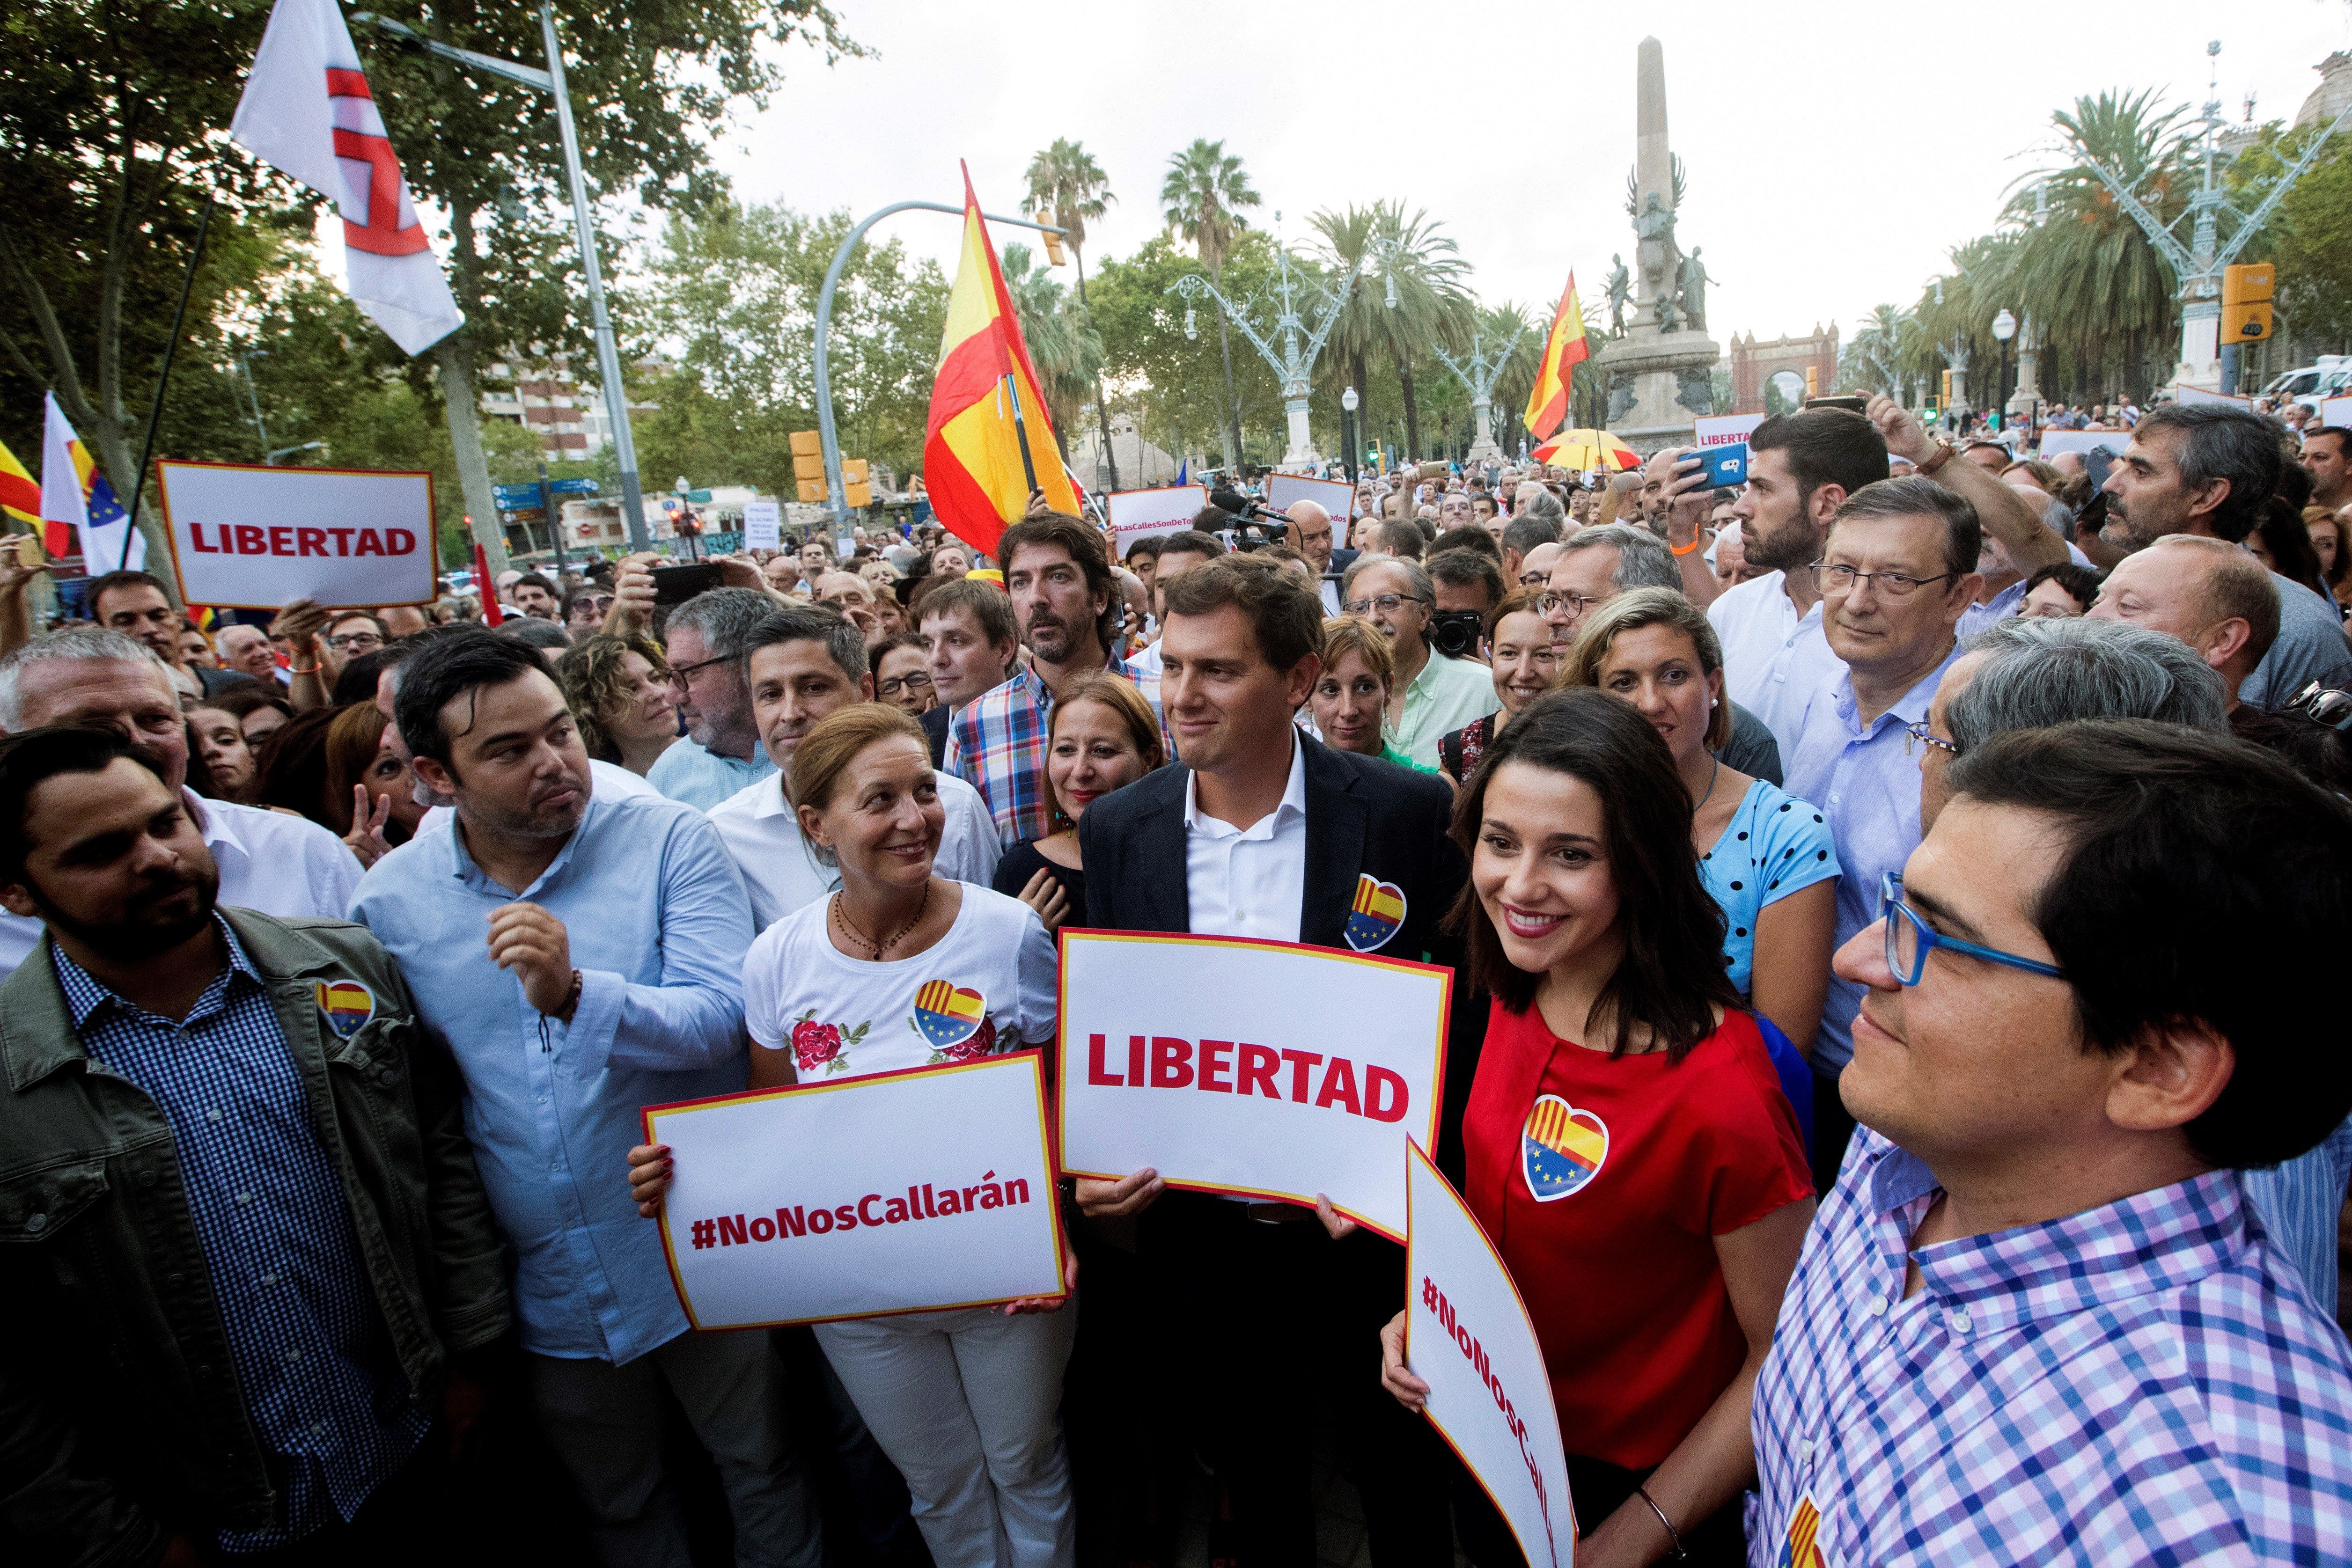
[1749,1128,2352,1566]
[945,654,1162,848]
[57,921,426,1549]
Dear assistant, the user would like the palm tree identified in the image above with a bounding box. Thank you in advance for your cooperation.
[1025,139,1119,488]
[1842,302,1923,402]
[1308,200,1474,461]
[1308,204,1386,461]
[1001,242,1105,465]
[1161,139,1261,471]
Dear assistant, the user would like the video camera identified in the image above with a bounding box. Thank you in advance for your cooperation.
[1205,489,1294,553]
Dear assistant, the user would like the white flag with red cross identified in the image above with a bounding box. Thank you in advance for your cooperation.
[230,0,464,355]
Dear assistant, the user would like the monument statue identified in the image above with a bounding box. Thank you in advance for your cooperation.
[1654,292,1680,334]
[1676,249,1715,333]
[1633,192,1678,293]
[1604,256,1631,337]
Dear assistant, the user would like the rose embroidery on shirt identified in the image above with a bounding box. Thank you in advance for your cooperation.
[791,1011,869,1074]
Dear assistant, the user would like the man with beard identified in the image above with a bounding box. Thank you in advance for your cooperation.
[350,633,823,1568]
[635,586,781,812]
[0,725,511,1563]
[2099,402,2352,705]
[0,626,360,979]
[946,513,1161,846]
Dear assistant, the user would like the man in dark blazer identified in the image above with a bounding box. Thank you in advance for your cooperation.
[1077,553,1471,1568]
[1282,499,1356,615]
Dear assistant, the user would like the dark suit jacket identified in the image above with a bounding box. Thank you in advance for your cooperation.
[1327,545,1360,584]
[1080,733,1485,1181]
[920,702,952,768]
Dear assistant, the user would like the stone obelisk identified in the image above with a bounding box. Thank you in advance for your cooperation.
[1592,37,1719,452]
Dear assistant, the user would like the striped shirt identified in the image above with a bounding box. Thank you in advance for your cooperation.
[2242,1116,2352,1319]
[1751,1129,2352,1566]
[58,921,426,1549]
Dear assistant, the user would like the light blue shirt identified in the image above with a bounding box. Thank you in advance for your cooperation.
[645,735,778,813]
[2242,1117,2352,1319]
[1783,644,1961,1072]
[349,792,754,1363]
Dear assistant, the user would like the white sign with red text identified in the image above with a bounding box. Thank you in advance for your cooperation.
[1107,484,1207,552]
[1692,412,1765,449]
[646,1054,1067,1329]
[1406,1141,1576,1568]
[1265,472,1356,522]
[155,460,438,609]
[1056,930,1451,1239]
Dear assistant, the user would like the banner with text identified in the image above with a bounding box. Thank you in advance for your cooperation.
[1057,930,1450,1238]
[647,1054,1066,1329]
[1107,485,1207,552]
[155,461,437,608]
[1692,412,1765,450]
[1406,1141,1576,1568]
[1265,472,1356,523]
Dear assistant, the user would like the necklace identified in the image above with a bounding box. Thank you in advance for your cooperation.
[832,881,930,960]
[1697,751,1722,810]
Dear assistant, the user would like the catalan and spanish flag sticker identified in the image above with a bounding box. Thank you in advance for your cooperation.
[315,979,375,1040]
[1344,873,1406,952]
[1522,1093,1609,1201]
[912,980,987,1051]
[1782,1490,1829,1568]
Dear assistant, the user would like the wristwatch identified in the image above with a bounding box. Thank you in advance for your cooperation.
[1915,439,1958,477]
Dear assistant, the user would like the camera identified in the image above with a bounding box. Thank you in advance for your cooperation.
[1430,609,1484,660]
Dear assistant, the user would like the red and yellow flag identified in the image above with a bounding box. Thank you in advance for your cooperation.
[1522,272,1591,444]
[0,436,37,530]
[921,165,1077,557]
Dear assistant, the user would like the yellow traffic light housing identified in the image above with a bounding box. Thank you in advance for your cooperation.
[2223,265,2275,344]
[1036,216,1068,267]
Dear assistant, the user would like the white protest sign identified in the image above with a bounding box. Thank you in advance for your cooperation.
[2037,431,2133,460]
[1692,412,1764,449]
[1107,485,1206,554]
[742,499,781,551]
[2174,385,2252,408]
[1057,930,1451,1239]
[1406,1142,1576,1568]
[2323,397,2352,432]
[647,1054,1066,1329]
[1265,472,1356,522]
[154,461,437,609]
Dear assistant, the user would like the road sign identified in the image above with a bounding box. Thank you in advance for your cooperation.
[549,477,601,496]
[499,506,549,526]
[492,483,544,508]
[687,488,713,504]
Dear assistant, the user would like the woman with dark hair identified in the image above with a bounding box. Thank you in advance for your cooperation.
[210,683,294,753]
[1377,689,1814,1567]
[991,670,1164,933]
[324,702,426,867]
[254,703,405,869]
[185,702,258,802]
[2245,497,2331,603]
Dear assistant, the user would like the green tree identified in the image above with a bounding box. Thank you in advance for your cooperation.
[1160,139,1261,471]
[1086,234,1285,467]
[2227,125,2352,352]
[1024,139,1119,485]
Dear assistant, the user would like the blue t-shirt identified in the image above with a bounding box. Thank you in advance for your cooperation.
[1699,778,1840,996]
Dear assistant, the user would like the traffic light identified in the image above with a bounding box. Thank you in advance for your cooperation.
[2223,264,2275,343]
[1804,365,1820,398]
[792,429,826,503]
[1941,369,1954,404]
[1036,215,1068,267]
[843,458,872,508]
[1923,396,1941,425]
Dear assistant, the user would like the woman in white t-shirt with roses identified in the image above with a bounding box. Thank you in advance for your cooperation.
[629,703,1072,1568]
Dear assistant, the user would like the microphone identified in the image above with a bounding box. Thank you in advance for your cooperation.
[1209,488,1287,524]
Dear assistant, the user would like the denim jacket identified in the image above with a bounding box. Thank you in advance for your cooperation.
[0,912,510,1565]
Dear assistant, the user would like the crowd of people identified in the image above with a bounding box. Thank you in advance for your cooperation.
[4,389,2352,1568]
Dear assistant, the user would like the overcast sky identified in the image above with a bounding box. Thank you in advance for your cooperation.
[695,0,2351,346]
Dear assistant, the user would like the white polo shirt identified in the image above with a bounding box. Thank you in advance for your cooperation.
[708,768,1001,931]
[0,787,363,979]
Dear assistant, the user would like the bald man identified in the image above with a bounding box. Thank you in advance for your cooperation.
[1286,498,1356,613]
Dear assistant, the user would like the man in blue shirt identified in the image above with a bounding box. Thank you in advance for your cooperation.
[632,581,781,811]
[1784,476,1981,1190]
[353,634,822,1568]
[1752,721,2352,1567]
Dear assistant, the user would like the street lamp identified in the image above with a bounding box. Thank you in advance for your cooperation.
[1341,386,1360,487]
[1991,309,2017,434]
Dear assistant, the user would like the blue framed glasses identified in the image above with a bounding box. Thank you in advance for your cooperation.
[1879,873,2065,986]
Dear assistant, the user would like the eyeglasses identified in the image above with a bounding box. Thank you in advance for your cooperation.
[877,671,934,697]
[665,652,732,687]
[1903,719,1957,757]
[1809,563,1959,599]
[2286,681,2352,731]
[1537,591,1597,619]
[571,595,615,615]
[326,631,383,652]
[1342,593,1427,617]
[1519,571,1550,586]
[1879,872,2065,986]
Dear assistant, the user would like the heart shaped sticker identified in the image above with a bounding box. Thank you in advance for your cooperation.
[1344,873,1407,952]
[1521,1093,1609,1201]
[912,979,987,1050]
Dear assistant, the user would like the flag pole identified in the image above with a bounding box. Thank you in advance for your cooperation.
[1004,374,1041,495]
[123,194,215,573]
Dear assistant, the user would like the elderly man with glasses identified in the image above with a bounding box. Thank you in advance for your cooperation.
[1334,556,1497,768]
[635,589,780,812]
[1782,477,1983,1188]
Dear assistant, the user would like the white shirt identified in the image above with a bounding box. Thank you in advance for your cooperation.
[742,883,1056,1080]
[1182,729,1308,945]
[1707,570,1845,760]
[1128,637,1164,707]
[419,757,656,840]
[0,787,364,979]
[707,768,1000,931]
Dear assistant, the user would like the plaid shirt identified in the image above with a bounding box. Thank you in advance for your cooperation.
[945,654,1162,847]
[58,922,427,1550]
[1750,1129,2352,1566]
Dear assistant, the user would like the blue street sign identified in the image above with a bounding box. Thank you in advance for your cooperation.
[492,484,544,507]
[549,477,601,495]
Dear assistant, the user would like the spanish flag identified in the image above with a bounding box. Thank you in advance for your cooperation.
[0,436,37,529]
[1522,271,1591,444]
[921,165,1077,557]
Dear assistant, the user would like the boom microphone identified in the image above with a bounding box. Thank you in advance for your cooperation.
[1208,488,1287,523]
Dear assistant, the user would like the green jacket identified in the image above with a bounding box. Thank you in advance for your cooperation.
[0,911,511,1566]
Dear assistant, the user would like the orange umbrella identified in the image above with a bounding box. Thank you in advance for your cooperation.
[1530,428,1641,471]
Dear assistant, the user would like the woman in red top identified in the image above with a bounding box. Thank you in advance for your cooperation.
[1379,689,1815,1567]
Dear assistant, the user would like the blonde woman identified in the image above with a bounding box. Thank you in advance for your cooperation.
[1309,616,1437,774]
